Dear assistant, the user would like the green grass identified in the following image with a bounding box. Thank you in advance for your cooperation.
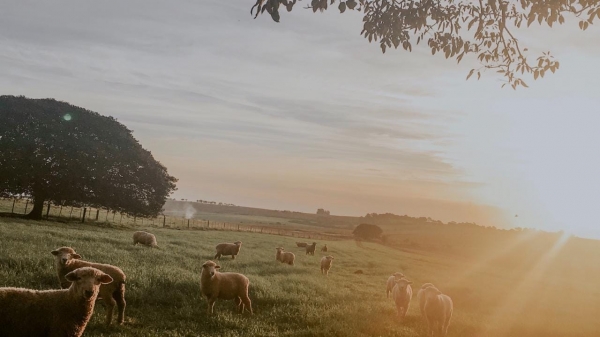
[1,218,599,336]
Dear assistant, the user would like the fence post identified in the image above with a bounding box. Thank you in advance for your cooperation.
[187,219,190,229]
[81,208,87,223]
[46,202,51,219]
[106,210,109,222]
[69,207,74,219]
[163,215,166,227]
[208,220,210,228]
[58,206,63,218]
[11,199,16,214]
[95,209,100,221]
[120,214,123,225]
[24,199,29,214]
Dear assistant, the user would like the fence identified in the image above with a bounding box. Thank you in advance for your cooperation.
[0,198,350,241]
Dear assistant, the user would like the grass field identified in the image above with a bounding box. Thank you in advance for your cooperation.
[1,218,599,337]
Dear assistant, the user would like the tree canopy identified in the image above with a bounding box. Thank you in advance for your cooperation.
[0,96,178,219]
[353,223,384,240]
[250,0,600,89]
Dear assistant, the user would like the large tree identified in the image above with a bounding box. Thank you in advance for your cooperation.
[0,96,178,220]
[250,0,599,89]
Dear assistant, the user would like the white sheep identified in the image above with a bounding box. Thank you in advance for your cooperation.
[275,247,295,265]
[214,241,242,260]
[132,231,158,248]
[0,267,113,337]
[421,286,453,336]
[417,283,438,316]
[51,247,127,325]
[199,260,252,314]
[392,277,413,321]
[386,272,405,298]
[320,255,334,276]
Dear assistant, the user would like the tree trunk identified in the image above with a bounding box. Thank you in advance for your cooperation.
[25,196,45,220]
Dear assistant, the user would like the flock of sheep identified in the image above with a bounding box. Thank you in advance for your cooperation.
[0,230,453,337]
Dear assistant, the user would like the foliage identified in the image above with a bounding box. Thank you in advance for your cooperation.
[353,222,383,239]
[0,95,177,219]
[316,208,331,215]
[250,0,600,89]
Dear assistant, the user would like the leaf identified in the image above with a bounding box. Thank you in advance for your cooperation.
[338,2,346,13]
[521,80,529,88]
[477,71,481,80]
[533,70,539,80]
[466,69,475,80]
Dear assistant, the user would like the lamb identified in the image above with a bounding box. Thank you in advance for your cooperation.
[275,247,295,265]
[0,267,113,337]
[200,260,252,315]
[320,255,334,276]
[51,247,127,325]
[417,283,438,316]
[321,244,328,252]
[391,277,413,321]
[386,272,405,298]
[296,242,307,247]
[305,242,317,255]
[214,241,242,260]
[421,286,453,336]
[132,230,158,248]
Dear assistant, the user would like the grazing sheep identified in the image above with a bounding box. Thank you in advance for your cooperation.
[386,272,405,298]
[392,278,413,321]
[296,242,308,247]
[305,242,317,255]
[275,247,295,265]
[200,260,252,315]
[51,247,127,325]
[132,231,158,248]
[354,270,364,274]
[0,267,113,337]
[421,286,453,337]
[320,255,334,276]
[214,241,242,260]
[321,244,328,252]
[418,283,438,316]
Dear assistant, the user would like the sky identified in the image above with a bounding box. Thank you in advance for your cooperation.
[1,0,599,238]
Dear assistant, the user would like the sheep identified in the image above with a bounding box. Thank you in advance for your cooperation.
[0,267,113,337]
[199,260,252,315]
[275,247,295,265]
[421,286,453,337]
[320,255,334,276]
[214,241,242,260]
[417,283,438,316]
[386,272,405,298]
[305,242,317,255]
[296,242,308,247]
[321,244,328,252]
[132,230,158,248]
[391,277,413,321]
[51,247,126,326]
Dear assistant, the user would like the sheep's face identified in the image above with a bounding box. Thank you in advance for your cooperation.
[65,267,113,300]
[393,272,405,278]
[234,241,242,246]
[51,247,82,266]
[202,261,221,277]
[394,278,413,292]
[326,256,334,261]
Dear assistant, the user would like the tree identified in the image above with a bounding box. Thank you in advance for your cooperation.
[0,96,178,220]
[250,0,600,89]
[353,223,383,240]
[316,208,330,215]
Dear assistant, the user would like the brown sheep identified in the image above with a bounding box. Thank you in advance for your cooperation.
[321,244,328,252]
[0,267,113,337]
[421,286,453,336]
[320,255,334,276]
[305,242,317,255]
[296,242,308,247]
[200,260,252,314]
[214,241,242,260]
[275,247,295,265]
[51,247,126,325]
[417,283,438,316]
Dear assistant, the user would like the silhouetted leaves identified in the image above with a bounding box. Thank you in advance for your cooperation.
[0,96,178,219]
[250,0,600,89]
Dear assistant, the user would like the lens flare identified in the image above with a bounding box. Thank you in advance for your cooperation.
[63,114,72,121]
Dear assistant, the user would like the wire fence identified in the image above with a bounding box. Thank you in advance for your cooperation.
[0,198,350,241]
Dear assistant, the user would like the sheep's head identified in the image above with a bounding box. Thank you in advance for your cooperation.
[393,272,405,278]
[202,260,221,277]
[234,241,242,246]
[65,267,113,300]
[422,286,442,298]
[276,247,284,252]
[325,255,334,261]
[51,247,82,266]
[394,278,413,291]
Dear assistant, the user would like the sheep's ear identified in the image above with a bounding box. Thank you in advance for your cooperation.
[215,265,221,269]
[71,253,82,259]
[51,250,59,256]
[98,274,113,284]
[65,271,80,282]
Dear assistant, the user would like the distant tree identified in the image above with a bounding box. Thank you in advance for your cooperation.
[353,223,383,240]
[316,208,330,215]
[0,96,178,220]
[249,0,600,89]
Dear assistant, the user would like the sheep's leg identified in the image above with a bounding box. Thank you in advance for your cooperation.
[104,295,117,326]
[113,285,126,325]
[207,297,216,314]
[214,253,221,260]
[241,294,253,315]
[231,254,236,259]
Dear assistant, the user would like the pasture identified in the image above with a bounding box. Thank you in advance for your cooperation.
[1,217,599,336]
